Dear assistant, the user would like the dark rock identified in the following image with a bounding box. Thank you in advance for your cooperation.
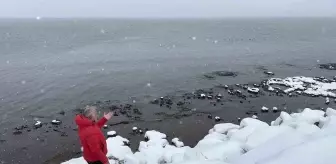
[319,63,336,70]
[13,131,22,135]
[58,110,65,115]
[208,114,213,119]
[27,129,31,132]
[15,125,28,131]
[177,101,184,106]
[212,71,237,77]
[133,108,142,115]
[314,122,320,127]
[60,132,68,137]
[253,84,260,87]
[203,74,216,80]
[213,103,216,106]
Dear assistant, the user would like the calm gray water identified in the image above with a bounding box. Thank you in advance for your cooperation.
[1,18,336,125]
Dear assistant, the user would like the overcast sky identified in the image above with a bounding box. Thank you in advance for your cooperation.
[0,0,335,18]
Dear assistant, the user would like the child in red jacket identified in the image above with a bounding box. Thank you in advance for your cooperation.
[75,106,113,164]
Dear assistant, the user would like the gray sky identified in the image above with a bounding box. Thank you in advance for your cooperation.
[0,0,335,18]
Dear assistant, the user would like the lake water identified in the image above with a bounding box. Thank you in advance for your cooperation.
[1,18,336,126]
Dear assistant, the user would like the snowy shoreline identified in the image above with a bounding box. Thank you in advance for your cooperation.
[63,107,336,164]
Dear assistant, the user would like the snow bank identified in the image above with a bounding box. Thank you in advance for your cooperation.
[267,76,336,97]
[63,107,336,164]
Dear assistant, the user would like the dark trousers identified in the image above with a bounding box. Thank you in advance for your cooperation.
[87,161,103,164]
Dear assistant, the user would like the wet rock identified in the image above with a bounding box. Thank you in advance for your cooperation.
[133,108,142,115]
[60,132,68,137]
[58,110,65,115]
[177,101,184,106]
[235,84,240,87]
[212,71,237,77]
[243,85,248,90]
[208,114,213,119]
[246,110,258,115]
[15,125,28,131]
[203,74,216,80]
[51,119,62,125]
[253,84,260,87]
[200,94,206,99]
[123,141,130,146]
[132,127,138,132]
[264,71,275,76]
[319,63,336,70]
[34,121,42,129]
[109,105,120,111]
[13,130,22,135]
[215,116,221,122]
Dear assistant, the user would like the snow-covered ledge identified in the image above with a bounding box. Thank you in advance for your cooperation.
[62,107,336,164]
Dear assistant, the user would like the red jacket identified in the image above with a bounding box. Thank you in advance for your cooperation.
[75,115,108,164]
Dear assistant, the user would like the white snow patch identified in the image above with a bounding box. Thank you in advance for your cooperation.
[261,106,269,112]
[172,138,184,147]
[107,131,117,136]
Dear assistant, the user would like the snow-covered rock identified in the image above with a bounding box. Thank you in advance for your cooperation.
[247,88,259,94]
[172,138,184,147]
[267,76,336,97]
[261,106,269,112]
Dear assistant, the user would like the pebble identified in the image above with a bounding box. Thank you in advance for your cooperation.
[252,115,258,119]
[132,127,138,132]
[215,116,221,122]
[13,131,22,135]
[103,125,108,129]
[208,114,213,119]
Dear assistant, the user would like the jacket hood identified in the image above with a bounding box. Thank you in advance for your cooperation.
[75,115,94,128]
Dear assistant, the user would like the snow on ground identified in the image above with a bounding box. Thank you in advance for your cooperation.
[267,76,336,97]
[63,107,336,164]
